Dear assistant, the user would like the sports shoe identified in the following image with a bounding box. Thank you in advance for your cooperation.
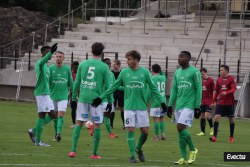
[128,156,137,163]
[197,132,205,136]
[34,141,50,146]
[122,127,127,130]
[89,125,94,136]
[68,152,76,157]
[187,148,198,164]
[70,124,76,128]
[52,134,57,141]
[174,158,188,165]
[27,129,36,143]
[161,135,166,141]
[209,136,217,142]
[228,137,234,142]
[56,133,61,142]
[109,133,118,137]
[210,128,214,136]
[135,149,145,162]
[151,136,159,140]
[91,154,101,159]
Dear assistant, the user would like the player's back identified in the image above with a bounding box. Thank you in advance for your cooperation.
[77,59,110,104]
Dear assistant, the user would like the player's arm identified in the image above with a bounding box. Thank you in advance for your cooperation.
[168,72,178,106]
[104,67,112,104]
[37,43,57,67]
[68,67,75,93]
[48,66,52,87]
[194,70,202,109]
[117,86,124,91]
[72,64,82,101]
[222,78,236,95]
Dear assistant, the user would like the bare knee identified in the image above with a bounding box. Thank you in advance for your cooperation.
[140,127,149,135]
[177,124,185,132]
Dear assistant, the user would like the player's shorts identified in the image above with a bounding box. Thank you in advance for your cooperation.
[150,108,166,117]
[215,104,234,117]
[103,102,115,113]
[52,100,68,112]
[200,105,212,113]
[35,95,54,113]
[124,110,149,128]
[114,90,124,107]
[172,108,194,128]
[76,102,103,124]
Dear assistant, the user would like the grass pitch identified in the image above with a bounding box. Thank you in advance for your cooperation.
[0,101,250,167]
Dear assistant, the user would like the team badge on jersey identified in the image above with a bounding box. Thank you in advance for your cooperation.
[53,71,55,73]
[186,73,189,77]
[126,74,130,77]
[141,73,144,77]
[64,71,66,75]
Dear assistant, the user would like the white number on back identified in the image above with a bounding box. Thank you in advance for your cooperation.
[87,67,95,79]
[157,82,165,91]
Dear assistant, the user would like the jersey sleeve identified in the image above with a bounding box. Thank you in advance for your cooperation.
[100,70,123,100]
[37,52,52,67]
[68,67,74,93]
[211,78,216,90]
[194,70,202,108]
[72,63,82,101]
[168,71,178,106]
[215,79,219,93]
[103,66,112,103]
[231,77,237,89]
[48,65,52,87]
[146,70,164,104]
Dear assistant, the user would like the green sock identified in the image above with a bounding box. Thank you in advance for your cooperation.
[57,117,64,135]
[136,133,148,151]
[71,125,82,153]
[93,128,101,156]
[160,121,165,135]
[35,118,45,144]
[127,131,136,158]
[32,115,52,134]
[154,122,160,136]
[103,117,112,135]
[179,133,187,160]
[180,129,195,151]
[53,118,58,134]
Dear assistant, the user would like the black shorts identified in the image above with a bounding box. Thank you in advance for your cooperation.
[215,104,234,117]
[200,105,212,113]
[113,90,124,107]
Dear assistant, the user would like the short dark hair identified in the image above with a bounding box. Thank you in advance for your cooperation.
[180,51,191,59]
[56,51,64,57]
[152,63,161,73]
[103,58,111,63]
[41,46,51,53]
[221,65,229,72]
[113,60,121,66]
[125,50,141,62]
[72,61,79,66]
[92,42,105,56]
[200,68,207,73]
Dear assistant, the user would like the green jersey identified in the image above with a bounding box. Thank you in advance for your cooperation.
[72,58,111,104]
[49,64,74,101]
[100,66,165,111]
[147,71,167,108]
[168,65,202,110]
[34,52,52,96]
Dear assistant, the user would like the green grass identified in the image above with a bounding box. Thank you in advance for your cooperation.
[0,101,250,167]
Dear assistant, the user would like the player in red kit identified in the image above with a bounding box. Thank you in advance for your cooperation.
[197,68,215,136]
[209,65,236,143]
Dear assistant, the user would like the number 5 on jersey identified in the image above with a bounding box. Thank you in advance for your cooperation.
[87,67,95,79]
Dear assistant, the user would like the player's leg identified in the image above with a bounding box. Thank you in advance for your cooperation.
[210,104,222,142]
[159,116,166,140]
[90,104,103,159]
[227,105,235,142]
[51,100,58,141]
[70,98,77,128]
[197,106,205,136]
[135,110,149,162]
[121,107,125,129]
[117,91,125,129]
[56,100,68,142]
[124,110,137,163]
[103,102,117,137]
[150,108,160,140]
[69,102,88,157]
[205,105,214,135]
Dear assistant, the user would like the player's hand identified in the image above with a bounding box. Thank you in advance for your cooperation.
[51,43,58,54]
[210,103,216,108]
[91,97,102,108]
[161,103,167,113]
[221,91,227,96]
[106,104,112,113]
[194,108,201,119]
[71,101,77,109]
[167,106,173,118]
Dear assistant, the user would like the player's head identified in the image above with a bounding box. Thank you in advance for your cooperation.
[55,51,65,65]
[220,65,229,77]
[103,58,111,69]
[113,60,121,70]
[40,46,51,57]
[200,68,207,79]
[91,42,105,56]
[72,61,79,73]
[125,50,141,69]
[152,63,161,75]
[178,51,191,67]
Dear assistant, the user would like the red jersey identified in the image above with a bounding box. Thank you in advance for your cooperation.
[201,77,215,105]
[216,76,236,105]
